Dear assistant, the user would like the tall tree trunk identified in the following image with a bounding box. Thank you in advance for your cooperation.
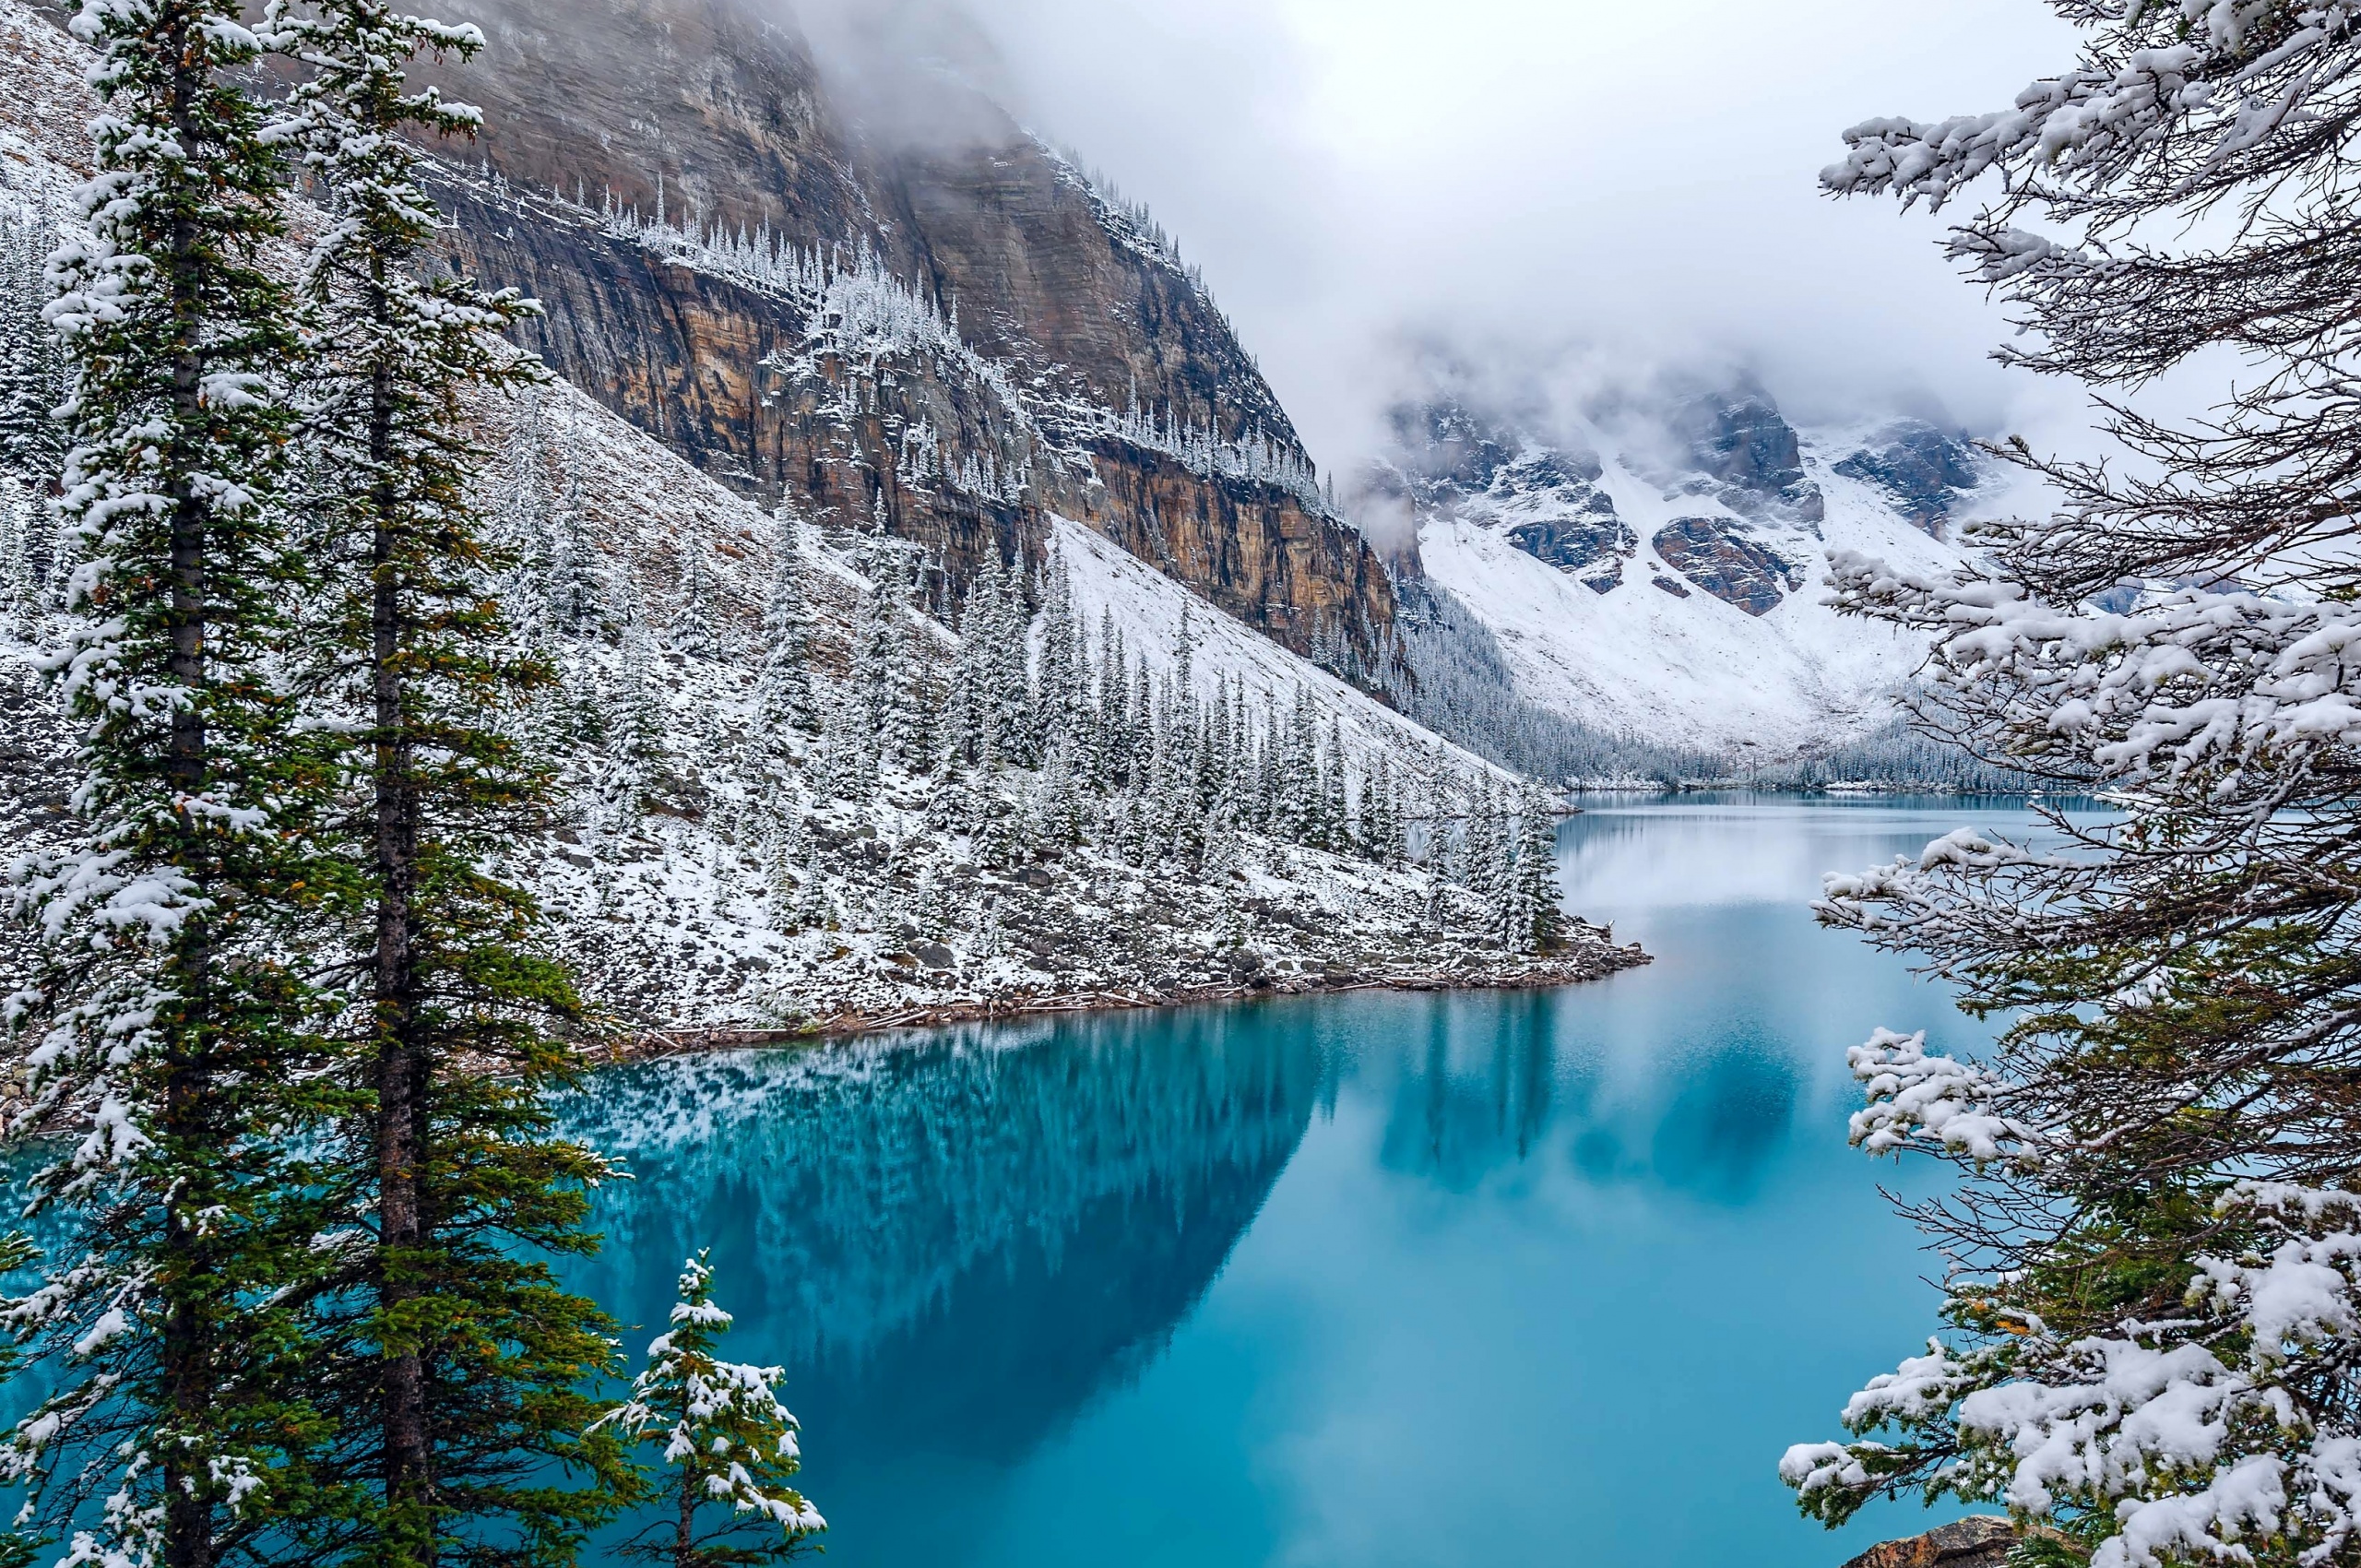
[159,15,215,1565]
[367,318,433,1546]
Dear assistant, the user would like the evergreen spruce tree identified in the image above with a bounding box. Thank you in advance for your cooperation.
[1321,716,1349,855]
[666,547,722,660]
[789,851,833,932]
[0,209,68,498]
[542,484,601,640]
[1783,3,2361,1554]
[1511,789,1565,953]
[985,556,1034,767]
[1123,655,1152,791]
[1367,754,1406,868]
[874,546,931,775]
[1169,604,1199,784]
[597,1253,823,1568]
[1199,674,1230,811]
[847,579,891,794]
[2,4,350,1563]
[1035,552,1077,752]
[1202,808,1242,882]
[1086,613,1119,787]
[1031,741,1081,849]
[608,583,669,816]
[1462,777,1501,907]
[267,6,633,1558]
[753,511,814,756]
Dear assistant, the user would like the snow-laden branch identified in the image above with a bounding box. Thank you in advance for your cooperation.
[1788,1186,2361,1567]
[1845,1028,2047,1163]
[1827,549,2361,784]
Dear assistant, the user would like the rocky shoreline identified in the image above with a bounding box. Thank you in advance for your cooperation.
[603,933,1654,1063]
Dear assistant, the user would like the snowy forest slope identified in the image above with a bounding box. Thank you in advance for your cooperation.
[0,0,1644,1039]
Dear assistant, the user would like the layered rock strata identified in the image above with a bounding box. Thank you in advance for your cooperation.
[415,0,1397,673]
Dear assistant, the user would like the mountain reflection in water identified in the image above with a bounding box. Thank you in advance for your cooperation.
[558,797,2033,1568]
[563,1010,1323,1464]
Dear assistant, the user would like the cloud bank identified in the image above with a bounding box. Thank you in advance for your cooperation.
[894,0,2115,466]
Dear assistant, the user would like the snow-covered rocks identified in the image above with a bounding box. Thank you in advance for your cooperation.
[1373,377,1999,758]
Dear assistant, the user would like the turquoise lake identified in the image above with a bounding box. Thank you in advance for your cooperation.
[560,795,2028,1568]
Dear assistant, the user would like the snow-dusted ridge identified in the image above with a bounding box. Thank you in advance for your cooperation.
[1389,386,2023,759]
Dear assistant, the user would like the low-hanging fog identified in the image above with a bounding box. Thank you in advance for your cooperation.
[798,0,2108,471]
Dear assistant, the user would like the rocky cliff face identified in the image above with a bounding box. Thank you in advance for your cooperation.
[1367,370,1997,754]
[1833,421,1986,538]
[1666,383,1827,526]
[1369,400,1634,593]
[418,0,1396,675]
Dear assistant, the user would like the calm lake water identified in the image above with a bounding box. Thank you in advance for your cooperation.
[561,794,2031,1568]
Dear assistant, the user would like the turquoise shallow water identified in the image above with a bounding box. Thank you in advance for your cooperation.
[560,794,2033,1568]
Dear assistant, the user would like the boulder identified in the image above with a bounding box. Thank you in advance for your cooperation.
[1839,1516,2017,1568]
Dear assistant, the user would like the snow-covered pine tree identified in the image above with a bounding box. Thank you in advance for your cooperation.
[986,554,1035,767]
[0,209,67,501]
[944,557,998,769]
[875,545,932,774]
[1511,788,1565,953]
[1035,551,1078,751]
[1202,806,1242,881]
[804,695,843,803]
[1419,762,1459,877]
[597,1253,824,1568]
[1248,699,1280,836]
[544,481,603,638]
[1322,715,1349,854]
[1088,612,1122,787]
[608,580,670,809]
[1462,776,1503,914]
[0,215,63,633]
[1169,603,1199,780]
[267,0,632,1557]
[667,545,723,659]
[1028,739,1081,849]
[753,509,814,755]
[2,3,348,1561]
[789,849,834,932]
[1169,783,1206,872]
[977,764,1022,868]
[1198,672,1229,810]
[1366,753,1406,868]
[1784,6,2361,1559]
[846,576,892,795]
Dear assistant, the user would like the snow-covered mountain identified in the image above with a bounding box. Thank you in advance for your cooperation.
[0,0,1657,1050]
[1370,380,2009,758]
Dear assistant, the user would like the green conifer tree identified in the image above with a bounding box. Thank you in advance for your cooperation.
[597,1253,822,1568]
[666,548,723,660]
[2,5,352,1562]
[266,2,632,1559]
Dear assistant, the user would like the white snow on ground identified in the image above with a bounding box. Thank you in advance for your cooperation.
[1051,517,1501,782]
[1417,423,1988,756]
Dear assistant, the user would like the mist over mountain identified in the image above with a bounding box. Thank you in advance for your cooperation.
[929,0,2093,479]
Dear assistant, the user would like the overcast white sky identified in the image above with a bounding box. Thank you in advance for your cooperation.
[938,0,2092,466]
